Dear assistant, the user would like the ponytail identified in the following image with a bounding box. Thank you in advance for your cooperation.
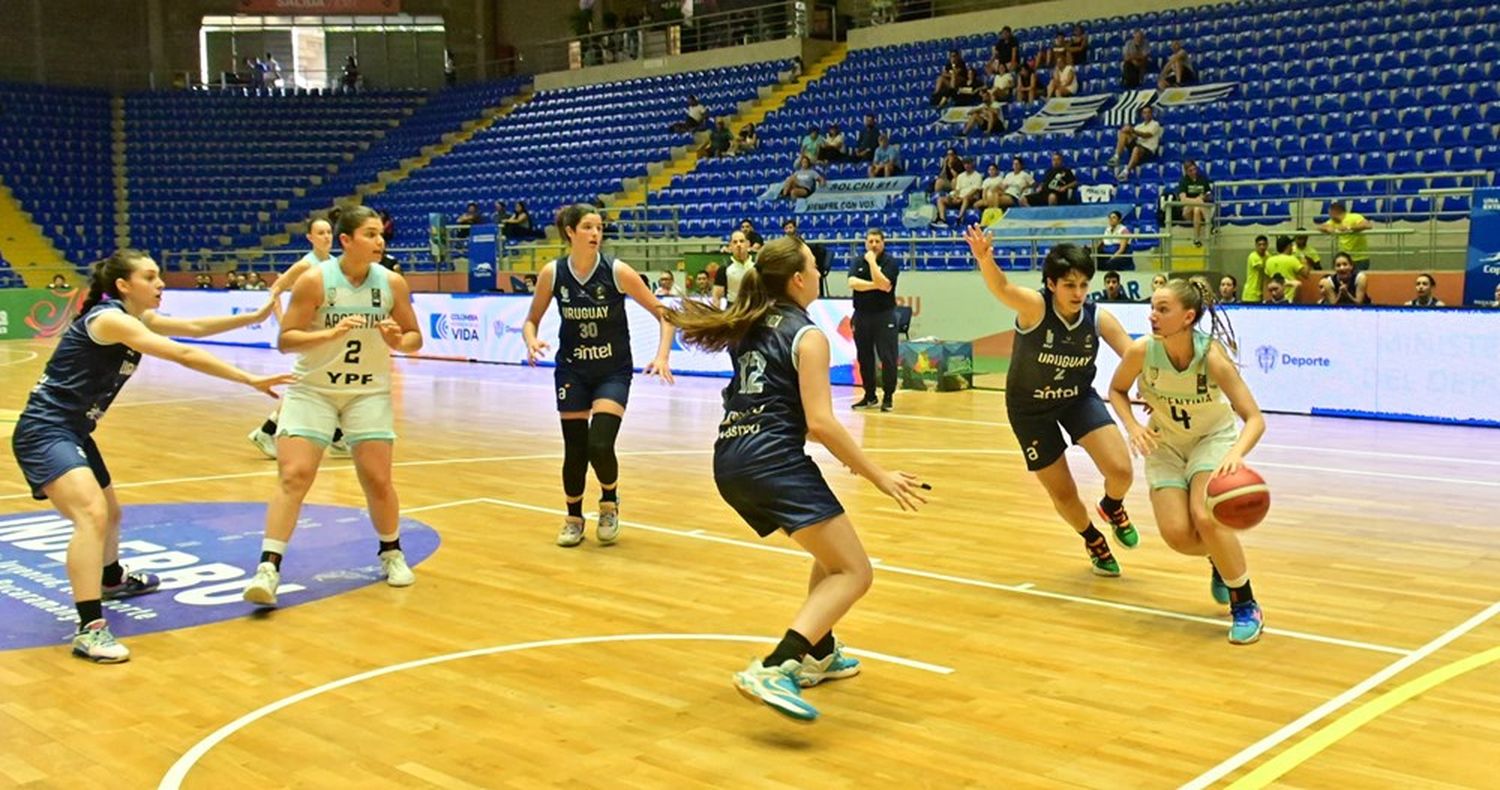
[80,249,149,314]
[1165,276,1239,358]
[664,237,808,353]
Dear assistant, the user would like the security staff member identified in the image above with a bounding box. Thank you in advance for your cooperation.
[848,228,900,412]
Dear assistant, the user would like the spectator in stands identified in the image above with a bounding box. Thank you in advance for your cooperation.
[225,271,243,290]
[47,274,69,291]
[1026,152,1078,206]
[340,55,360,91]
[714,231,755,307]
[244,273,268,291]
[779,154,825,200]
[996,156,1034,209]
[987,27,1020,78]
[933,158,983,226]
[669,95,709,133]
[1109,105,1161,181]
[852,114,881,162]
[731,122,758,155]
[655,272,684,297]
[1318,201,1373,270]
[1218,274,1239,303]
[1264,274,1293,305]
[1293,229,1321,270]
[444,49,457,87]
[1121,30,1150,88]
[1067,24,1090,65]
[973,162,1007,213]
[1150,273,1169,295]
[1048,52,1079,98]
[195,273,214,290]
[954,64,985,106]
[931,49,966,108]
[1042,31,1068,69]
[689,271,713,297]
[962,89,1005,136]
[1015,62,1039,102]
[457,202,484,226]
[1406,273,1445,307]
[1242,234,1272,303]
[1095,210,1133,271]
[379,209,396,244]
[499,201,535,240]
[782,218,800,242]
[929,147,963,195]
[263,52,282,88]
[701,118,733,158]
[799,125,822,161]
[1159,40,1196,89]
[1319,252,1371,305]
[818,123,847,163]
[869,131,903,178]
[738,219,764,251]
[521,274,537,293]
[1097,271,1132,302]
[990,61,1016,101]
[1175,159,1213,246]
[1265,235,1309,295]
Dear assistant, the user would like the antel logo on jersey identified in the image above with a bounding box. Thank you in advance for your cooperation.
[429,313,482,342]
[0,503,439,651]
[1255,345,1332,374]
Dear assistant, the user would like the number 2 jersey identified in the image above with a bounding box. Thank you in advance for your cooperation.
[552,252,632,374]
[1006,288,1102,414]
[715,302,818,474]
[293,257,392,395]
[1137,330,1235,443]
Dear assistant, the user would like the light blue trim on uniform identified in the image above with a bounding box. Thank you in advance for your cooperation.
[343,431,396,445]
[278,428,333,447]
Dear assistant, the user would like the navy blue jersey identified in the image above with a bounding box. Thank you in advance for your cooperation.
[553,252,631,373]
[1006,288,1101,414]
[20,301,142,432]
[715,302,819,473]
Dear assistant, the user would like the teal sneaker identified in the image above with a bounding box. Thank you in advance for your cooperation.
[72,619,129,664]
[1096,501,1140,549]
[1210,567,1231,606]
[1229,602,1264,645]
[795,641,861,687]
[734,658,819,722]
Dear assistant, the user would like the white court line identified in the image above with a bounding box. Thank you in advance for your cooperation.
[157,632,952,789]
[1181,600,1500,790]
[0,349,39,367]
[1258,442,1500,467]
[112,393,266,408]
[476,498,1411,657]
[403,498,492,514]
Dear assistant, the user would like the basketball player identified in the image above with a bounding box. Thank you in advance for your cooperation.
[666,236,925,722]
[964,227,1138,575]
[242,206,423,606]
[522,204,675,547]
[1106,278,1266,644]
[11,250,292,662]
[247,216,347,458]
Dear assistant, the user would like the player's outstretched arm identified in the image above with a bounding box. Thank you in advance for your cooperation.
[91,311,295,398]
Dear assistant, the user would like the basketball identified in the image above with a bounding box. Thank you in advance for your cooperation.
[1205,466,1270,530]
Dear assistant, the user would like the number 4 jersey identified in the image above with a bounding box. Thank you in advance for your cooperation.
[1138,330,1235,442]
[293,257,393,394]
[715,302,819,474]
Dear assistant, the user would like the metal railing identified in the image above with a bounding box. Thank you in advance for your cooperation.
[852,0,1036,28]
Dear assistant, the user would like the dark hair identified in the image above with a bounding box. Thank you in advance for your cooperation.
[1329,200,1347,212]
[1163,276,1238,356]
[1042,243,1095,286]
[1275,234,1294,253]
[1417,272,1436,286]
[81,249,151,313]
[1254,234,1269,244]
[336,205,379,239]
[866,228,885,240]
[665,237,809,353]
[1269,273,1286,285]
[555,202,600,241]
[1108,210,1123,221]
[1333,251,1355,267]
[1221,273,1238,287]
[308,216,332,232]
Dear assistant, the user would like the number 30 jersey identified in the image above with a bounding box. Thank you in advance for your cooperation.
[1138,330,1235,442]
[715,302,819,474]
[293,256,392,395]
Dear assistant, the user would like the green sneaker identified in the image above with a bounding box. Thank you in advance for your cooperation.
[1096,501,1140,549]
[1090,554,1122,577]
[1210,566,1231,606]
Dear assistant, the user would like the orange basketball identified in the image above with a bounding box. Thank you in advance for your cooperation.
[1204,466,1270,530]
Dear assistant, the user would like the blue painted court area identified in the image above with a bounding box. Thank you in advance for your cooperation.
[0,503,440,651]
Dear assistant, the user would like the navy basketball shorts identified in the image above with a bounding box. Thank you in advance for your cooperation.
[714,454,846,538]
[555,364,633,413]
[11,418,112,500]
[1007,391,1116,472]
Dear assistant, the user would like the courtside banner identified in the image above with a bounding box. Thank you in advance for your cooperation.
[1462,187,1500,306]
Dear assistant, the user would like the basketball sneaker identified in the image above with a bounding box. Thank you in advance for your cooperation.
[1229,601,1264,645]
[380,549,415,587]
[556,517,586,547]
[1096,500,1140,549]
[247,427,277,459]
[102,569,160,600]
[795,641,861,687]
[734,658,819,722]
[329,436,351,457]
[242,562,281,607]
[1210,566,1231,606]
[1090,553,1122,577]
[596,502,621,545]
[72,619,129,664]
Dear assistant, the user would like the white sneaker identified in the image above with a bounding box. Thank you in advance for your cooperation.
[380,549,415,587]
[247,427,277,459]
[329,436,351,457]
[556,517,585,547]
[242,561,280,607]
[596,503,621,545]
[72,619,129,663]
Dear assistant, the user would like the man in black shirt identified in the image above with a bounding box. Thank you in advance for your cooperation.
[1026,152,1078,206]
[848,229,901,412]
[852,114,881,162]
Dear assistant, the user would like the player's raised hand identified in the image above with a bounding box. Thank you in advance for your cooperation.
[963,224,995,260]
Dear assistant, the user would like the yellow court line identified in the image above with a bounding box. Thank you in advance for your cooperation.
[1228,644,1500,789]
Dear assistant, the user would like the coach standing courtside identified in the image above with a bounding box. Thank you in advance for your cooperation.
[848,229,900,412]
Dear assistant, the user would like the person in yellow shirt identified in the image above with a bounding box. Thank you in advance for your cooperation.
[1263,235,1309,302]
[1317,201,1372,270]
[1241,234,1271,303]
[1293,228,1321,271]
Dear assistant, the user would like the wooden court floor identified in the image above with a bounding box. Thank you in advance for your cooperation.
[1,337,1497,789]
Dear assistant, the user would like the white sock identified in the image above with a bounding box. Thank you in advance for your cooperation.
[1221,572,1250,588]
